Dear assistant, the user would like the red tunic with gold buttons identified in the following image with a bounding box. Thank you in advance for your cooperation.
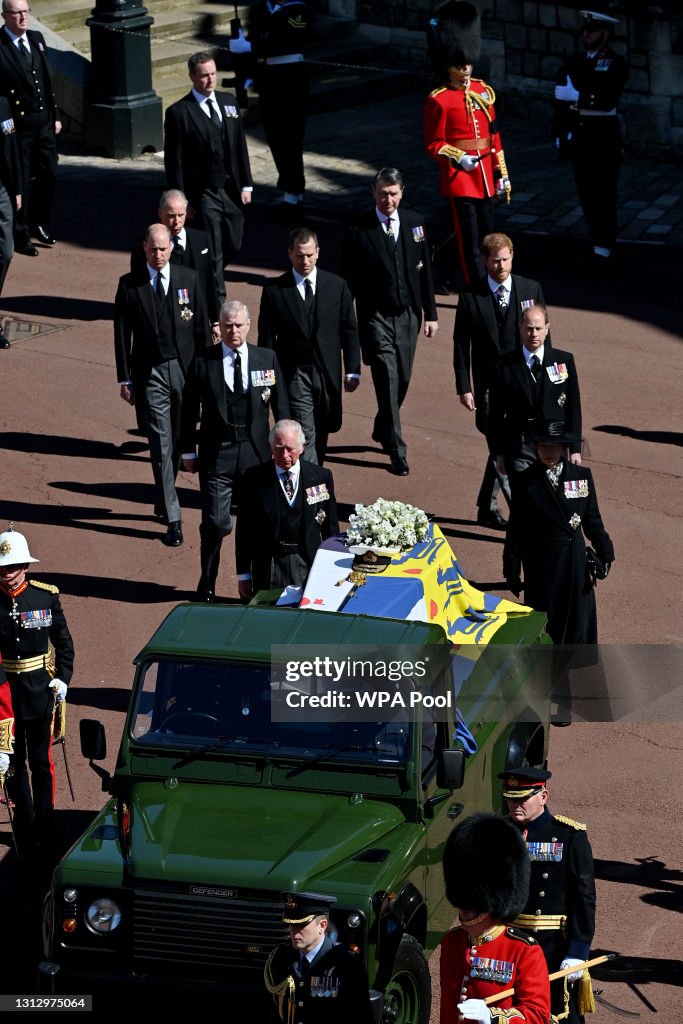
[424,80,505,201]
[0,658,14,759]
[440,924,550,1024]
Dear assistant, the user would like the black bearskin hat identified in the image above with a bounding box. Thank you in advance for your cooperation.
[428,1,481,79]
[442,812,530,921]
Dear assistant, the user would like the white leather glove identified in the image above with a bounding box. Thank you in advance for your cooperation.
[0,751,9,777]
[50,679,68,703]
[560,957,585,982]
[229,29,252,53]
[459,154,480,172]
[555,75,579,102]
[496,176,511,196]
[457,999,492,1023]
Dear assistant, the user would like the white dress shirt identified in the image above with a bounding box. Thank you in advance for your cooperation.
[292,266,317,301]
[222,341,249,390]
[192,87,222,122]
[488,276,512,305]
[523,344,546,374]
[147,263,170,295]
[375,207,401,236]
[276,461,300,505]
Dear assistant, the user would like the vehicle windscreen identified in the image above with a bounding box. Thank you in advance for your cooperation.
[129,659,412,766]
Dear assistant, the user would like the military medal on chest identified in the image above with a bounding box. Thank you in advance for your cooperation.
[177,288,193,321]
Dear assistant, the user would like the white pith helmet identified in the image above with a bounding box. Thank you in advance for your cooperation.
[0,523,39,566]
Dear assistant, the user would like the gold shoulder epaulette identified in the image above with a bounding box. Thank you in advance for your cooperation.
[471,79,496,104]
[429,86,447,97]
[555,814,587,831]
[505,926,537,945]
[29,580,59,594]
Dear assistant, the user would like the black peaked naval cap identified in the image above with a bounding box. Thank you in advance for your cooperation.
[443,812,530,921]
[530,419,581,448]
[498,766,552,799]
[281,891,337,924]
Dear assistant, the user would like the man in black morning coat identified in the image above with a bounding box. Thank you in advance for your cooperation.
[258,226,360,465]
[341,167,437,476]
[235,419,339,601]
[164,51,253,308]
[453,231,546,529]
[181,300,290,602]
[114,223,209,546]
[488,305,581,484]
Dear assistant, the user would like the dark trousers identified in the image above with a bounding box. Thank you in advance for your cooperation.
[0,182,14,295]
[572,117,621,251]
[447,196,494,287]
[6,709,55,843]
[259,62,308,196]
[197,186,245,305]
[288,364,328,465]
[475,389,511,512]
[198,439,258,591]
[14,113,57,247]
[366,308,418,459]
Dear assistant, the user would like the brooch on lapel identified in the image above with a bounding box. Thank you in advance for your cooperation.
[569,513,582,529]
[315,509,326,525]
[177,288,194,321]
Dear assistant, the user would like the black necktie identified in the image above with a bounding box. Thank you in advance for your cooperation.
[531,355,542,383]
[496,285,507,310]
[303,278,313,306]
[206,98,219,122]
[283,471,294,501]
[155,271,165,303]
[233,351,243,395]
[173,235,184,255]
[20,38,31,65]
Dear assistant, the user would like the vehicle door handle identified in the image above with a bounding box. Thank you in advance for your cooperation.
[447,802,464,820]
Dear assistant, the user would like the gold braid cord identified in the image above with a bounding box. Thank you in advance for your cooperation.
[438,143,466,163]
[495,149,512,204]
[264,950,296,1024]
[0,717,14,755]
[52,700,66,742]
[491,1010,524,1021]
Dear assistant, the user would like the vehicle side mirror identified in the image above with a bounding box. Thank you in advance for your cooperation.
[80,719,107,760]
[437,748,465,791]
[80,719,113,792]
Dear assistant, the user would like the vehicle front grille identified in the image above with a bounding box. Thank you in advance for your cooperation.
[133,888,288,972]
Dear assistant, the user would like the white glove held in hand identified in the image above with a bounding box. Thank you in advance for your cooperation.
[0,751,9,776]
[229,28,252,53]
[555,75,579,102]
[457,999,492,1023]
[459,154,480,172]
[50,679,68,703]
[560,957,585,982]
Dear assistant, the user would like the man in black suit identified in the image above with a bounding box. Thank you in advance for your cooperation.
[114,223,210,546]
[164,51,253,308]
[0,91,22,348]
[131,189,220,336]
[0,0,59,255]
[488,305,582,483]
[258,227,360,465]
[181,300,290,602]
[235,419,339,602]
[264,891,373,1024]
[341,167,438,476]
[454,232,547,529]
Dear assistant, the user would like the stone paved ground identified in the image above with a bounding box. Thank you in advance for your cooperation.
[59,86,683,248]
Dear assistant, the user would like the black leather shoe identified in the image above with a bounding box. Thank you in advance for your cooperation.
[16,243,39,257]
[196,589,214,603]
[477,509,507,530]
[389,455,409,476]
[33,225,56,245]
[164,522,183,546]
[0,332,9,349]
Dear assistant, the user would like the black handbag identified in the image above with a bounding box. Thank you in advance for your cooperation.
[585,547,607,586]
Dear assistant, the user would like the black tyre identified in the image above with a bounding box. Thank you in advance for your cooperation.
[381,934,431,1024]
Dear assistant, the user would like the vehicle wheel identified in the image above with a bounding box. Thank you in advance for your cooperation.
[381,934,431,1024]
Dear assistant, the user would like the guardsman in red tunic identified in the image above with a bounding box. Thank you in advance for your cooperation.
[440,812,550,1024]
[0,524,74,856]
[425,1,511,288]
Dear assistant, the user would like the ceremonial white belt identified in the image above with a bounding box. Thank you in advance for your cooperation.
[3,653,52,673]
[576,108,617,117]
[266,53,304,65]
[513,913,567,931]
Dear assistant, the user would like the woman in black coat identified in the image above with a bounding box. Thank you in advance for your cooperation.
[503,423,614,645]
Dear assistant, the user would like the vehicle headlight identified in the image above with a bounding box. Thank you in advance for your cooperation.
[346,912,362,929]
[85,898,122,934]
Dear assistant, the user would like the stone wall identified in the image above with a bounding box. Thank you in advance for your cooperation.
[346,1,683,158]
